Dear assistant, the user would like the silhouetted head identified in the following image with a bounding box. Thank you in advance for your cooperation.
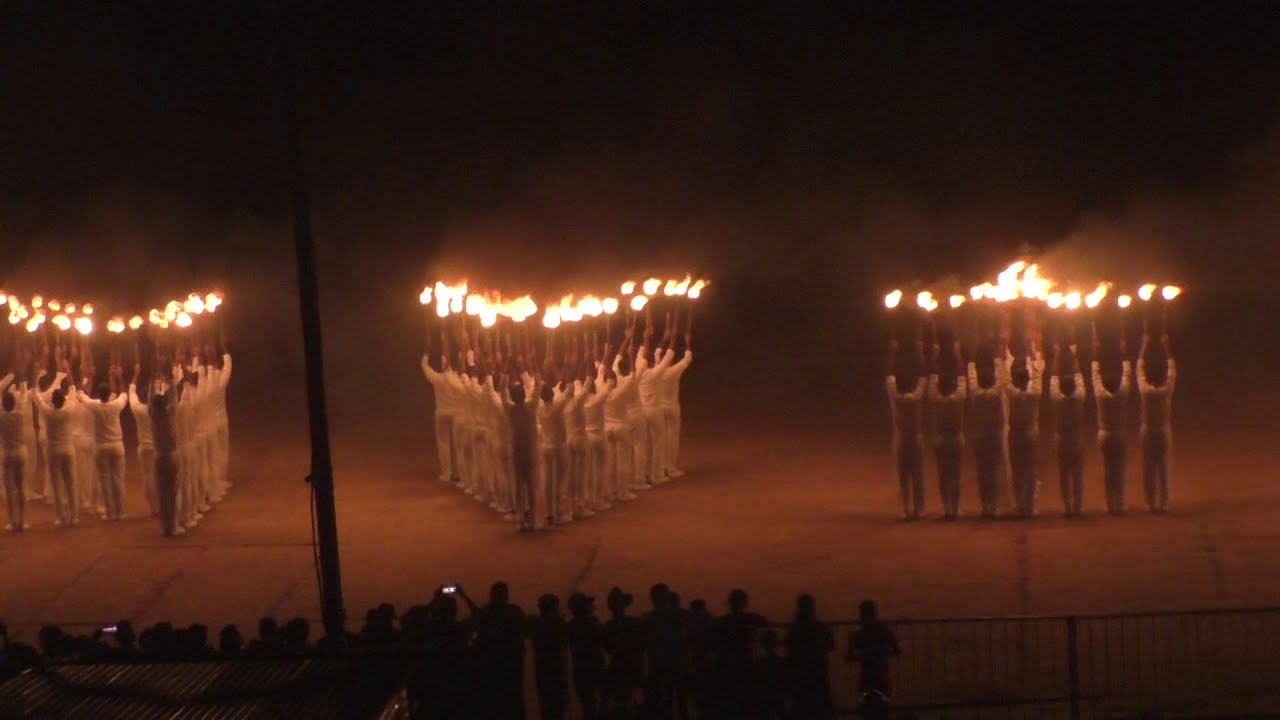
[1059,373,1077,396]
[509,383,526,405]
[1144,354,1169,387]
[1011,360,1030,391]
[761,628,780,654]
[150,392,169,418]
[607,587,633,614]
[540,383,554,404]
[51,389,66,409]
[795,594,817,622]
[38,373,55,392]
[283,618,310,649]
[115,620,136,649]
[39,625,65,657]
[669,591,682,610]
[975,345,996,388]
[728,589,748,613]
[219,625,243,655]
[568,592,595,618]
[490,581,510,606]
[937,374,958,396]
[96,382,111,402]
[690,598,708,614]
[2,392,14,412]
[257,617,278,642]
[859,600,878,624]
[649,583,670,610]
[538,594,560,618]
[434,594,458,622]
[895,371,918,394]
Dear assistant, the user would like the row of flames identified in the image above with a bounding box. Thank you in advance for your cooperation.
[0,290,224,335]
[419,276,709,329]
[883,262,1182,313]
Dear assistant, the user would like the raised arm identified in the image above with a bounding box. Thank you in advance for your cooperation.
[219,353,233,389]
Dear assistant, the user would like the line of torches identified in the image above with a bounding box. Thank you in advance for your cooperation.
[883,261,1181,316]
[0,289,226,369]
[418,276,708,356]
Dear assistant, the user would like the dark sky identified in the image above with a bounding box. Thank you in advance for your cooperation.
[2,3,1278,437]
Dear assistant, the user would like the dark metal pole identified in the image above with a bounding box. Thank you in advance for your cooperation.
[283,40,347,648]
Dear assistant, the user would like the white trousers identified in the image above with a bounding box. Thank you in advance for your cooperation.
[662,405,682,474]
[49,451,77,525]
[138,445,157,516]
[605,425,633,501]
[4,453,27,529]
[628,417,648,488]
[644,409,666,483]
[587,435,606,508]
[76,443,96,510]
[96,444,127,520]
[433,413,456,482]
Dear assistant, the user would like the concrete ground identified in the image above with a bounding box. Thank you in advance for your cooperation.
[2,388,1278,652]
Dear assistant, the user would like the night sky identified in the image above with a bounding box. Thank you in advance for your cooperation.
[2,4,1278,437]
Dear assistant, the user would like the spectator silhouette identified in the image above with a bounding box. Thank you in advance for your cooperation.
[567,592,606,720]
[847,600,900,714]
[283,618,311,656]
[786,594,835,720]
[752,629,787,719]
[642,583,686,719]
[186,624,214,660]
[529,594,569,720]
[247,618,281,657]
[684,599,715,719]
[408,588,476,718]
[602,587,645,716]
[218,625,243,658]
[711,589,767,716]
[473,581,527,719]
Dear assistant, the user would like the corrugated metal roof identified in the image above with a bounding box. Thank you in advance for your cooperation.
[0,656,410,720]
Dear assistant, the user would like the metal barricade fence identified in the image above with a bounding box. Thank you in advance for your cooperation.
[805,606,1280,718]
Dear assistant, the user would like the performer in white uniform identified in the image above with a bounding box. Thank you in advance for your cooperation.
[1050,344,1087,516]
[129,373,158,517]
[605,336,638,503]
[1137,332,1176,513]
[1092,330,1132,515]
[1,375,30,531]
[421,351,459,483]
[638,324,672,487]
[584,356,613,511]
[565,366,591,519]
[625,331,651,492]
[78,374,129,521]
[1006,341,1044,518]
[658,324,693,480]
[929,341,968,520]
[969,341,1010,519]
[885,339,926,520]
[34,371,77,527]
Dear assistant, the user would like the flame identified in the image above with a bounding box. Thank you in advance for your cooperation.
[663,280,679,296]
[52,314,71,331]
[82,303,93,315]
[675,277,691,295]
[1161,285,1182,301]
[0,292,7,306]
[480,311,497,328]
[465,294,484,316]
[74,317,93,335]
[1019,264,1052,300]
[107,318,126,333]
[621,281,636,296]
[164,301,181,321]
[175,312,193,328]
[148,308,162,325]
[687,279,706,299]
[642,278,661,296]
[916,291,934,310]
[64,303,76,314]
[435,301,449,318]
[187,293,206,314]
[949,294,965,309]
[630,295,649,311]
[542,308,562,329]
[969,285,984,301]
[449,296,463,313]
[1138,284,1157,302]
[204,292,223,312]
[884,290,903,309]
[1117,294,1132,309]
[602,297,620,314]
[32,295,43,309]
[128,315,144,330]
[1084,282,1110,309]
[48,299,61,311]
[580,296,604,317]
[419,287,433,305]
[8,311,19,325]
[1047,292,1065,310]
[26,317,40,333]
[1064,292,1082,310]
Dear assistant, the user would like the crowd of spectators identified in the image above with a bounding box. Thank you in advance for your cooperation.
[0,583,900,720]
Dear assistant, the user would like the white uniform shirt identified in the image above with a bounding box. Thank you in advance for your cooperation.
[34,375,77,454]
[128,384,155,449]
[536,383,570,450]
[1050,373,1087,447]
[1093,360,1131,435]
[968,358,1010,438]
[0,384,29,456]
[624,352,648,422]
[1006,353,1044,436]
[421,356,457,416]
[929,374,968,443]
[584,365,612,439]
[638,349,672,411]
[657,350,693,411]
[564,379,589,443]
[885,375,926,441]
[604,355,635,429]
[77,390,128,447]
[1137,358,1176,434]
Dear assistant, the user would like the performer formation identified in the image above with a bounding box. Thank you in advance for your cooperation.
[885,262,1179,520]
[0,290,232,537]
[419,277,700,532]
